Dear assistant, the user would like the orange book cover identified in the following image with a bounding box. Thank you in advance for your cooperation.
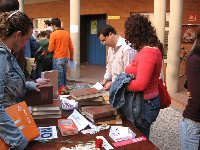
[58,119,78,136]
[0,101,40,150]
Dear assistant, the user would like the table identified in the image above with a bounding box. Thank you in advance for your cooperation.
[27,110,159,150]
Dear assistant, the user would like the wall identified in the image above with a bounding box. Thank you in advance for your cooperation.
[25,0,200,50]
[25,0,170,36]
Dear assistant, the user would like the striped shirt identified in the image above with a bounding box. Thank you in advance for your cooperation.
[104,36,137,82]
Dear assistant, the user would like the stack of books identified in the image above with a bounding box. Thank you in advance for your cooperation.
[70,87,106,110]
[78,96,106,109]
[58,119,78,136]
[70,88,103,101]
[81,105,118,124]
[31,100,62,119]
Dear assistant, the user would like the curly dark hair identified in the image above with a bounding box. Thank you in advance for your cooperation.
[125,13,163,56]
[0,11,33,39]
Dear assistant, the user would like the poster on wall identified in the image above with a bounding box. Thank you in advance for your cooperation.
[91,20,97,34]
[181,24,199,43]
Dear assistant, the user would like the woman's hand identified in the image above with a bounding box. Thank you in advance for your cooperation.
[34,78,51,92]
[36,78,50,86]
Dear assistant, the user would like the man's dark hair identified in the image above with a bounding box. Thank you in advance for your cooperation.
[51,18,61,27]
[44,20,51,26]
[0,0,19,12]
[97,24,116,37]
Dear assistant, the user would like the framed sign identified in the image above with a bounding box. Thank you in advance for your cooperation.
[181,24,199,43]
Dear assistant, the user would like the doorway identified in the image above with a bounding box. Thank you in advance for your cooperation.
[80,14,106,66]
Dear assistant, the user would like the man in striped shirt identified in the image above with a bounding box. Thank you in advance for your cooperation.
[97,25,137,90]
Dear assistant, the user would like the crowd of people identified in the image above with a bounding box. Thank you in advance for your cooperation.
[0,0,199,150]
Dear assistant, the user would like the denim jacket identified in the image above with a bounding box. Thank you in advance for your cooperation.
[109,72,144,124]
[0,42,36,149]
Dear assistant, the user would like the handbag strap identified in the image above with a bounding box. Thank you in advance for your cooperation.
[160,59,165,82]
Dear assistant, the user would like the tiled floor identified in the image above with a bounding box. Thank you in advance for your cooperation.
[69,63,188,112]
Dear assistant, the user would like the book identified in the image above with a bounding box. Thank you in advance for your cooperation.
[32,110,61,116]
[85,114,117,123]
[96,117,122,125]
[82,105,117,119]
[41,70,59,98]
[109,126,136,142]
[70,88,103,101]
[58,119,78,136]
[24,83,53,106]
[33,114,62,119]
[78,96,104,106]
[31,100,61,111]
[0,101,40,150]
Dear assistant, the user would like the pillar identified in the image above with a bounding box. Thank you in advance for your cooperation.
[70,0,80,79]
[18,0,24,12]
[166,0,183,94]
[154,0,166,45]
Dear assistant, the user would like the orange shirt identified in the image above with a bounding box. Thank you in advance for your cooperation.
[48,30,74,59]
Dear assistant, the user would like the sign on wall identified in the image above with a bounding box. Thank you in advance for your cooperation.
[91,20,97,34]
[108,16,120,20]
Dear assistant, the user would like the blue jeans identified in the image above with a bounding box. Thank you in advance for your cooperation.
[135,96,160,138]
[0,106,28,149]
[53,58,68,88]
[180,118,200,150]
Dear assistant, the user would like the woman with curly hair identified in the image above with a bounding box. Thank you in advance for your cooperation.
[0,11,49,149]
[124,13,163,138]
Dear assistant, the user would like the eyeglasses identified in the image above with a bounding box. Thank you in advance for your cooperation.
[100,39,106,44]
[100,35,109,45]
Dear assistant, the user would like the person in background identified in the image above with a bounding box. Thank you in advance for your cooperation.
[180,26,200,150]
[48,18,74,88]
[34,31,53,78]
[0,0,19,11]
[97,24,137,90]
[44,20,53,31]
[0,11,49,150]
[0,0,49,81]
[124,14,163,138]
[23,35,41,58]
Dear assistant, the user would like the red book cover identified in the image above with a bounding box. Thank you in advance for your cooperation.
[58,119,78,136]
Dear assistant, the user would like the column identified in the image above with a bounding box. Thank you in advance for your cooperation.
[70,0,80,79]
[154,0,166,45]
[154,0,166,80]
[166,0,183,94]
[18,0,24,12]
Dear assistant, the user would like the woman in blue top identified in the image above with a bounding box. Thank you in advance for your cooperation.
[0,11,49,149]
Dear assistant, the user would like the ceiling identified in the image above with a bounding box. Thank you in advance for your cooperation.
[24,0,60,4]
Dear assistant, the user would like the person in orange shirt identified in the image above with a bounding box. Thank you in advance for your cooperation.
[48,18,74,88]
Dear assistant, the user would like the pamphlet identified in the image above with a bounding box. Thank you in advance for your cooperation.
[93,82,103,90]
[35,126,58,141]
[68,109,90,131]
[68,60,77,70]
